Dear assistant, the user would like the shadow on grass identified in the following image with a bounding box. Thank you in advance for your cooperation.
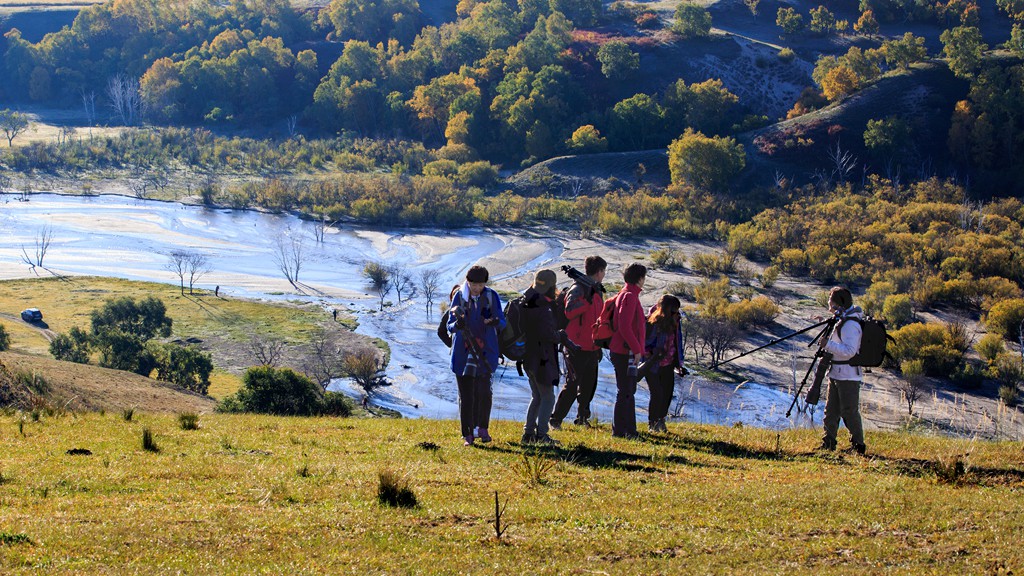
[865,454,1024,487]
[643,431,790,461]
[477,440,713,473]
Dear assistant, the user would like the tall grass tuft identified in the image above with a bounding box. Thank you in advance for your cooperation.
[511,451,556,486]
[933,454,971,486]
[178,412,200,430]
[142,427,160,453]
[377,468,417,508]
[0,470,10,485]
[122,407,135,422]
[0,532,32,546]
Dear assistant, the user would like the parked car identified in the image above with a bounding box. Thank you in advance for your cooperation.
[21,308,42,322]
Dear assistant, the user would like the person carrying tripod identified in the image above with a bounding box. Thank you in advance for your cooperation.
[448,266,505,446]
[550,256,607,430]
[819,287,866,455]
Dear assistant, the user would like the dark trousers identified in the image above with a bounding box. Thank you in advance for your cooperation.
[610,352,637,437]
[551,348,602,424]
[456,374,492,438]
[646,365,675,423]
[822,378,864,447]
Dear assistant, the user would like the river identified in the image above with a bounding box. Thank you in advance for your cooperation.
[0,193,817,430]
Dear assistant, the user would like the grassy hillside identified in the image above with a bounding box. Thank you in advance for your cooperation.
[0,276,364,400]
[1,351,214,412]
[0,414,1021,573]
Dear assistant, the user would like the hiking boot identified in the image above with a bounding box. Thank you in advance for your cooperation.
[573,417,591,428]
[533,434,561,447]
[463,436,474,446]
[520,432,537,445]
[852,443,867,456]
[478,428,492,443]
[817,439,837,452]
[548,419,562,431]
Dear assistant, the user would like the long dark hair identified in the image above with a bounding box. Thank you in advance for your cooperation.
[648,294,681,332]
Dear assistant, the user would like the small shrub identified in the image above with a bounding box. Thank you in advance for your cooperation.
[511,451,556,486]
[0,324,9,351]
[649,248,684,269]
[0,470,10,485]
[778,47,796,62]
[297,463,311,478]
[377,469,417,508]
[759,266,780,288]
[0,532,31,545]
[668,281,695,301]
[882,294,914,328]
[724,296,780,328]
[13,371,49,396]
[999,384,1019,406]
[321,392,353,417]
[178,412,200,430]
[975,333,1005,364]
[142,427,159,453]
[950,363,985,389]
[933,454,970,486]
[122,407,135,421]
[691,251,738,277]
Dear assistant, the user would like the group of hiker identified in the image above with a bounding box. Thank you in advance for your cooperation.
[443,257,687,447]
[440,259,870,454]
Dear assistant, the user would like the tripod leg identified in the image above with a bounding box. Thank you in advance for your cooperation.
[786,355,820,418]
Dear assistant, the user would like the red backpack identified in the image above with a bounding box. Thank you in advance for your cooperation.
[592,293,618,349]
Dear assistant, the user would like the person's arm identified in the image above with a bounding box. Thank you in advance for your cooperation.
[825,320,862,361]
[447,293,463,334]
[564,285,587,322]
[486,289,506,332]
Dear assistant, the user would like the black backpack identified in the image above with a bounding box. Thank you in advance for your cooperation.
[437,309,453,348]
[834,316,893,367]
[553,289,569,331]
[499,296,528,362]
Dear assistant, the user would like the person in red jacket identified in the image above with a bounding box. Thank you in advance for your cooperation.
[550,256,607,429]
[609,262,648,439]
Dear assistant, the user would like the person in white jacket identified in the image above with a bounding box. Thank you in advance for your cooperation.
[820,287,866,455]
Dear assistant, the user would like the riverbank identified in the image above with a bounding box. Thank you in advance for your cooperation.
[1,193,1020,439]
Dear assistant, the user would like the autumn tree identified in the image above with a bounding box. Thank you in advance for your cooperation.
[668,129,746,192]
[776,7,804,34]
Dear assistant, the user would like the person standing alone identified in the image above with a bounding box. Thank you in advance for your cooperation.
[819,286,866,455]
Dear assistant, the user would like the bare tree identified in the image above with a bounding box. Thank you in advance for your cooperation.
[106,74,146,126]
[696,317,741,367]
[274,234,306,287]
[81,90,97,128]
[145,168,171,198]
[389,263,414,303]
[827,141,857,185]
[363,261,392,311]
[57,126,77,147]
[20,226,53,271]
[895,373,927,416]
[311,212,334,243]
[0,109,30,147]
[286,114,298,138]
[418,268,443,314]
[249,333,285,367]
[304,326,344,389]
[342,346,390,396]
[185,252,211,295]
[166,250,189,295]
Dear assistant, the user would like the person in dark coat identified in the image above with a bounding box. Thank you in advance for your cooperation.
[520,269,563,445]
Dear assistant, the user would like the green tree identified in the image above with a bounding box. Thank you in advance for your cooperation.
[91,297,172,341]
[225,366,325,415]
[551,0,602,26]
[864,116,912,158]
[49,327,92,364]
[776,7,804,34]
[880,32,928,70]
[986,298,1024,339]
[597,40,640,80]
[674,3,713,39]
[997,0,1024,20]
[152,344,214,394]
[854,9,879,34]
[610,93,664,150]
[320,0,421,44]
[808,5,837,34]
[668,129,746,192]
[941,26,987,79]
[0,109,30,147]
[1010,24,1024,58]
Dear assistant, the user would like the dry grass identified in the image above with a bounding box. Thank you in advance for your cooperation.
[0,414,1021,573]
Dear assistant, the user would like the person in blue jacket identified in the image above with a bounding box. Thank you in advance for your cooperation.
[448,265,506,446]
[643,295,686,433]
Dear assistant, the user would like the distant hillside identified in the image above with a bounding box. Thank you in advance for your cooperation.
[0,351,215,413]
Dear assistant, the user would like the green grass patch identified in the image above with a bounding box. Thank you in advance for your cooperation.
[0,414,1021,572]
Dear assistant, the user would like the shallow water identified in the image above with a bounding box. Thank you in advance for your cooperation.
[0,193,818,431]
